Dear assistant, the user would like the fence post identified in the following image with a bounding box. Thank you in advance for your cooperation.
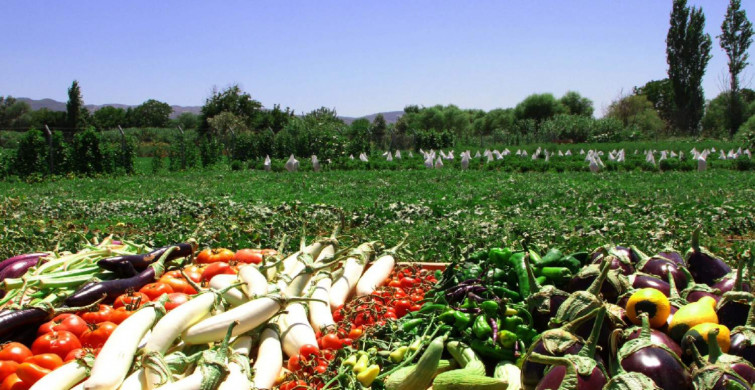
[177,125,186,170]
[44,125,53,174]
[117,125,126,170]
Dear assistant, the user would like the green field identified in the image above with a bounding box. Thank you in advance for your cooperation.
[1,158,753,262]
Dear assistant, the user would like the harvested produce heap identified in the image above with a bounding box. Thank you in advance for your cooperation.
[0,229,752,389]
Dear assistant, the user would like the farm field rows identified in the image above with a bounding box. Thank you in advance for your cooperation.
[1,163,753,262]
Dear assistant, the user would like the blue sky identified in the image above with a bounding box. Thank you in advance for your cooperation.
[1,1,753,117]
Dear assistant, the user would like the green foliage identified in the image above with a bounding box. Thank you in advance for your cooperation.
[71,127,103,175]
[174,112,199,130]
[151,151,164,174]
[634,79,674,125]
[588,117,628,143]
[199,85,262,136]
[718,0,754,136]
[606,95,665,137]
[13,129,48,176]
[255,104,293,133]
[666,0,713,135]
[168,132,200,171]
[371,114,387,147]
[130,99,172,128]
[347,119,371,156]
[539,114,592,142]
[92,106,127,130]
[199,137,224,167]
[514,93,565,122]
[0,96,31,129]
[736,115,755,148]
[559,91,594,117]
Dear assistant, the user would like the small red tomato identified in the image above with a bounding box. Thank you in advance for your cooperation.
[347,327,363,339]
[31,331,82,360]
[320,333,342,350]
[109,307,134,324]
[37,314,88,338]
[233,249,264,264]
[400,277,416,289]
[200,262,236,282]
[139,282,174,301]
[195,248,235,264]
[286,355,301,371]
[80,322,117,349]
[0,343,32,364]
[79,304,113,324]
[165,293,190,311]
[298,344,319,360]
[113,292,149,309]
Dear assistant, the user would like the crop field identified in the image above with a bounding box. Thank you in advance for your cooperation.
[1,155,753,262]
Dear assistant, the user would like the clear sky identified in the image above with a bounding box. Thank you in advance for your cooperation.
[1,1,753,117]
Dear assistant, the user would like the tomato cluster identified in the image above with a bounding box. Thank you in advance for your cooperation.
[0,342,68,390]
[280,344,338,390]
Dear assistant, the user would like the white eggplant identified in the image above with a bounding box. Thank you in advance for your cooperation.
[153,372,202,390]
[209,274,246,306]
[280,302,318,357]
[330,242,375,310]
[30,360,89,390]
[308,275,336,332]
[144,292,217,354]
[238,264,269,298]
[183,296,282,344]
[355,252,396,296]
[250,327,282,390]
[84,303,163,390]
[118,369,148,390]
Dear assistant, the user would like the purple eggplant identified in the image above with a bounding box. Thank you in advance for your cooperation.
[617,314,693,389]
[656,250,685,266]
[0,253,47,273]
[685,227,731,286]
[714,256,754,330]
[713,277,751,294]
[685,328,753,389]
[550,259,612,328]
[0,257,42,282]
[591,254,635,275]
[531,307,608,390]
[603,365,662,390]
[66,245,179,306]
[628,274,671,297]
[527,285,570,332]
[567,264,628,304]
[638,257,688,289]
[522,308,602,389]
[97,241,196,277]
[729,299,755,365]
[623,327,683,358]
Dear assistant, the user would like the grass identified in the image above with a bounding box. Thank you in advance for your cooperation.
[1,161,753,263]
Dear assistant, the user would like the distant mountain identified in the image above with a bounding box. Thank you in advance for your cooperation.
[14,98,403,123]
[16,98,201,119]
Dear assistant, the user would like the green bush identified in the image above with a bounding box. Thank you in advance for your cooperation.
[13,129,48,176]
[71,127,104,175]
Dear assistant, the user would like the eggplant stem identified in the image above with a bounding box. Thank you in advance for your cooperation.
[578,307,606,358]
[747,298,755,327]
[562,307,601,334]
[706,328,722,364]
[587,258,612,296]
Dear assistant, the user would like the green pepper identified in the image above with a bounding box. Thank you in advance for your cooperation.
[460,297,476,309]
[418,303,446,314]
[492,286,521,301]
[472,315,493,339]
[534,266,572,285]
[480,300,499,316]
[453,311,472,330]
[507,252,533,298]
[504,316,524,332]
[468,250,488,263]
[535,276,547,286]
[515,324,539,346]
[439,309,457,324]
[536,248,564,266]
[487,267,507,282]
[497,330,518,349]
[528,249,543,265]
[470,339,516,361]
[488,248,512,268]
[434,270,443,280]
[401,318,424,332]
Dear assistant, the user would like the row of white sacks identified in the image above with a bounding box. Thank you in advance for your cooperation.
[271,146,751,172]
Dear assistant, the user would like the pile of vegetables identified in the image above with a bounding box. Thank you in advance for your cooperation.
[0,228,752,389]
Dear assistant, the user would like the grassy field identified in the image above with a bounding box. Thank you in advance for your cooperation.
[1,159,753,262]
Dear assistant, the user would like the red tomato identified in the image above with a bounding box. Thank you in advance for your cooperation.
[286,355,301,371]
[320,333,342,350]
[139,282,174,301]
[80,322,117,349]
[0,361,19,383]
[0,373,28,390]
[110,307,134,324]
[195,248,235,264]
[0,343,32,364]
[394,299,412,318]
[347,327,363,339]
[400,277,416,289]
[79,305,114,324]
[113,292,149,309]
[23,354,62,370]
[388,279,402,288]
[31,331,81,360]
[15,363,49,385]
[64,348,99,362]
[279,380,307,390]
[37,314,88,338]
[233,249,263,264]
[165,293,190,311]
[299,344,319,360]
[200,262,236,282]
[158,275,197,294]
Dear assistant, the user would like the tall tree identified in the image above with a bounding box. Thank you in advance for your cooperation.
[199,85,262,137]
[132,99,172,127]
[559,91,594,117]
[718,0,754,136]
[66,80,85,133]
[371,113,387,147]
[666,0,712,135]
